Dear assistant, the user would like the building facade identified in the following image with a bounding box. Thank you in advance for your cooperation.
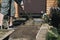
[17,0,57,17]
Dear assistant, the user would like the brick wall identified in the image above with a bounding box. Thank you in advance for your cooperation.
[0,0,1,3]
[14,2,19,18]
[46,0,57,14]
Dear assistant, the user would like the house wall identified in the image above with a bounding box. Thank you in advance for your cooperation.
[46,0,57,14]
[18,0,58,17]
[0,0,1,3]
[14,2,19,18]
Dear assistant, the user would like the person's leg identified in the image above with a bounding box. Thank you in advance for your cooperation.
[1,0,10,29]
[9,0,15,28]
[0,13,4,29]
[9,0,23,28]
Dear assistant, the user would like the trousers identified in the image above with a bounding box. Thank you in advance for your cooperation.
[1,0,15,16]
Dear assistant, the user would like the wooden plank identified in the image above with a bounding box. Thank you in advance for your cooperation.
[0,30,14,40]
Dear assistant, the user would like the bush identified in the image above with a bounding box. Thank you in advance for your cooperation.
[46,27,58,40]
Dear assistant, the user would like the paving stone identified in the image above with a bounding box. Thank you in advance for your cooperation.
[9,25,40,40]
[36,24,49,40]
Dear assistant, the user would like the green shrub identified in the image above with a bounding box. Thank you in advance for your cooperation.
[46,27,58,40]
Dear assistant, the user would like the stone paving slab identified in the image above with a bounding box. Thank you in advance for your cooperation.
[9,25,41,40]
[36,24,49,40]
[9,24,50,40]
